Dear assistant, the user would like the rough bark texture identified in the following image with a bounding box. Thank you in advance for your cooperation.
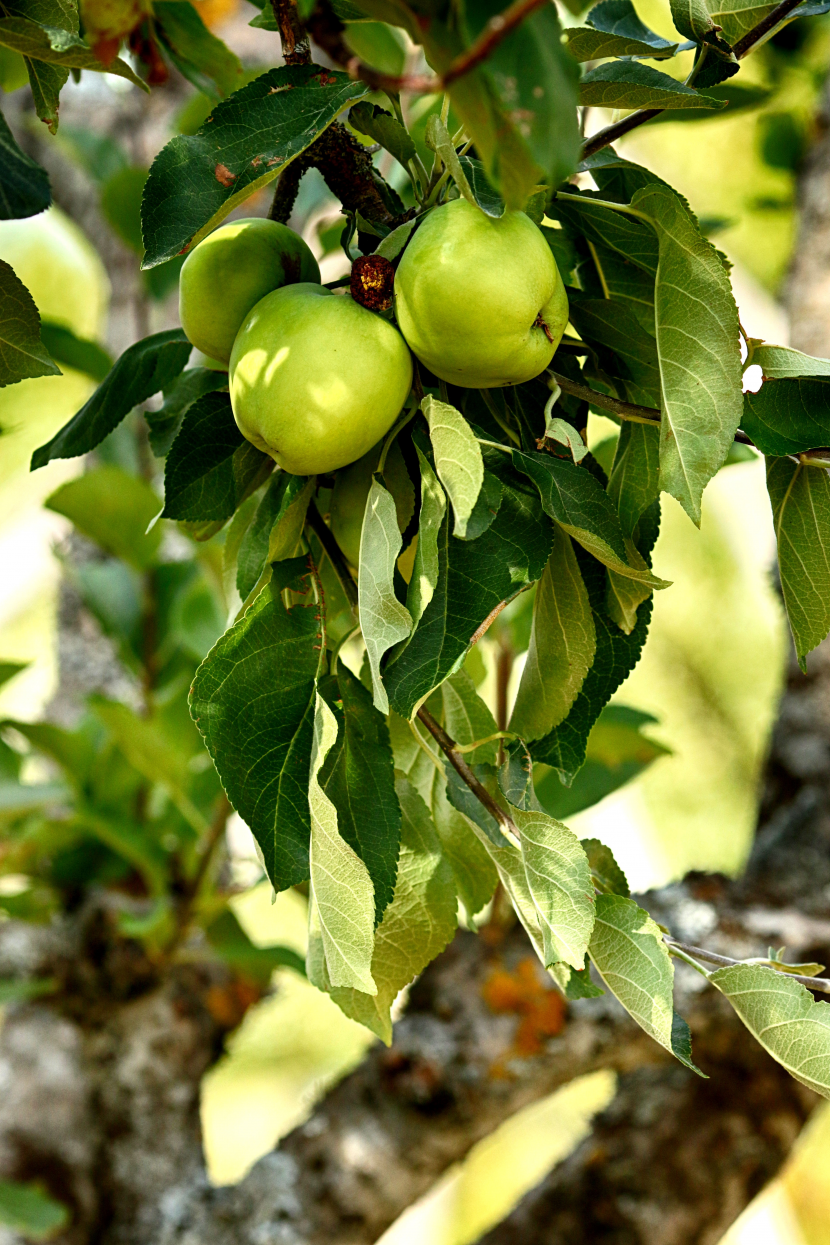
[788,80,830,357]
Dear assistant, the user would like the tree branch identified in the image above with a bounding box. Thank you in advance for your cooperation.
[270,0,311,65]
[665,936,830,993]
[417,706,521,838]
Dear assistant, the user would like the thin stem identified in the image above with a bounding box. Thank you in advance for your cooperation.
[732,0,804,56]
[306,500,358,608]
[665,937,830,994]
[417,706,521,839]
[453,731,515,754]
[408,718,444,771]
[476,437,515,453]
[548,370,661,426]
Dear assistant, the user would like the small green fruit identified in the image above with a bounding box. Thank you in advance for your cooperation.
[230,285,413,477]
[179,218,320,364]
[394,199,568,388]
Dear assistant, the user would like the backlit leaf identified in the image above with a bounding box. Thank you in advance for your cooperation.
[236,472,313,600]
[405,440,447,625]
[0,17,146,87]
[590,893,702,1071]
[326,772,457,1041]
[767,456,830,668]
[46,467,161,570]
[753,343,830,378]
[358,477,413,714]
[0,1179,68,1239]
[710,963,830,1098]
[510,526,596,741]
[349,100,416,168]
[515,806,595,970]
[563,0,678,60]
[422,395,485,537]
[741,379,830,456]
[630,183,743,523]
[579,62,726,111]
[308,692,376,993]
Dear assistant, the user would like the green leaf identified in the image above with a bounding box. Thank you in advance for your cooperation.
[510,526,596,741]
[608,421,661,536]
[441,669,499,764]
[515,806,595,969]
[551,959,605,999]
[646,81,772,123]
[457,154,505,218]
[145,367,228,458]
[0,661,27,690]
[0,977,56,1004]
[205,907,305,985]
[46,467,162,569]
[98,165,147,254]
[552,189,659,278]
[326,772,457,1041]
[385,479,553,718]
[91,699,207,834]
[579,62,726,111]
[31,329,191,469]
[0,106,50,219]
[374,217,418,262]
[752,343,830,379]
[153,0,242,101]
[454,0,581,201]
[566,294,660,405]
[530,548,653,782]
[0,1180,68,1239]
[349,100,415,168]
[406,439,447,625]
[190,557,322,890]
[308,692,377,993]
[358,477,414,714]
[581,836,630,896]
[741,380,830,456]
[141,66,370,268]
[422,396,484,538]
[39,320,111,381]
[236,472,313,600]
[425,113,480,210]
[589,894,702,1071]
[52,122,128,183]
[161,391,272,523]
[320,661,401,924]
[0,17,147,87]
[563,0,679,60]
[0,259,60,386]
[630,183,743,523]
[710,964,830,1097]
[767,457,830,668]
[23,59,67,134]
[432,778,498,915]
[511,450,667,587]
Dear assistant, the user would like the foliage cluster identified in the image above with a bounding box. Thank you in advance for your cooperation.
[3,0,830,1182]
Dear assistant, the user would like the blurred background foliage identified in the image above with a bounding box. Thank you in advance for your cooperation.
[1,0,829,1238]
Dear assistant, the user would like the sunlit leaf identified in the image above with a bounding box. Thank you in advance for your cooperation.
[0,259,59,386]
[422,395,484,538]
[358,477,413,714]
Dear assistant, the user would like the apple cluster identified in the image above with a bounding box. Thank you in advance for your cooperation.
[178,200,569,486]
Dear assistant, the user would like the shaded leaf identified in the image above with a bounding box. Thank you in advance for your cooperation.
[141,66,370,268]
[0,259,59,386]
[349,100,415,167]
[767,456,830,668]
[153,0,242,100]
[0,1179,68,1239]
[237,472,313,600]
[31,329,191,469]
[753,343,830,379]
[590,893,703,1071]
[205,908,306,984]
[385,479,553,718]
[441,669,499,765]
[327,772,457,1041]
[581,835,630,896]
[608,420,661,536]
[308,693,377,993]
[320,661,401,924]
[46,467,161,570]
[405,439,447,625]
[0,17,146,87]
[145,366,228,458]
[579,61,726,111]
[711,963,830,1098]
[422,395,484,538]
[741,379,830,456]
[0,106,50,219]
[190,557,322,890]
[358,477,413,714]
[510,526,596,741]
[161,390,272,522]
[39,321,111,382]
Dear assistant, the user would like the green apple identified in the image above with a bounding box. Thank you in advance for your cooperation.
[394,199,569,388]
[179,218,321,364]
[229,284,413,476]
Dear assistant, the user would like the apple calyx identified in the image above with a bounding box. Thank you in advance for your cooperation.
[350,255,395,311]
[533,312,555,344]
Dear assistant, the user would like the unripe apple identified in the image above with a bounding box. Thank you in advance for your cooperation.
[179,218,320,364]
[394,199,568,388]
[229,284,413,476]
